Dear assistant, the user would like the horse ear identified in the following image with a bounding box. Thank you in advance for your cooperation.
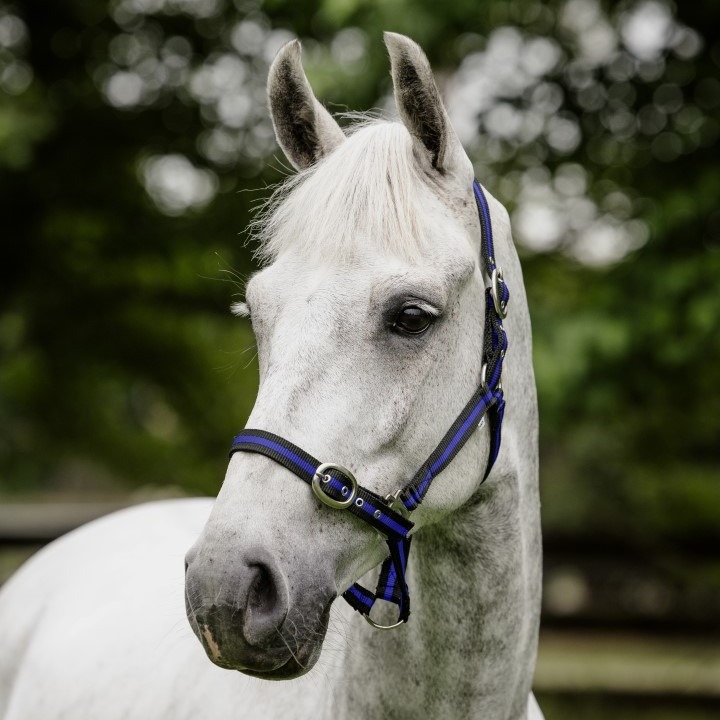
[384,32,465,175]
[267,40,346,171]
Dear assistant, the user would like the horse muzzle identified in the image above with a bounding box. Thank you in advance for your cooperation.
[184,542,332,677]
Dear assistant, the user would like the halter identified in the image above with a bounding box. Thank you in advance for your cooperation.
[229,181,509,629]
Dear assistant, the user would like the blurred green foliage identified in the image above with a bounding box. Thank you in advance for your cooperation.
[0,0,718,550]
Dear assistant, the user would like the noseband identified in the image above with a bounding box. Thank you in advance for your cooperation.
[229,181,509,629]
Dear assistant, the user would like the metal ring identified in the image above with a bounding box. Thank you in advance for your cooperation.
[312,463,357,510]
[481,361,502,395]
[490,267,508,319]
[364,613,406,631]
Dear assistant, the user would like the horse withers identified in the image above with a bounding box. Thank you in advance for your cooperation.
[0,33,543,720]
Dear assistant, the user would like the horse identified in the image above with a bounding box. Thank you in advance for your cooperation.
[0,33,543,720]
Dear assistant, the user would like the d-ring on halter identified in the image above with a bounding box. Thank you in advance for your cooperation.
[229,181,509,629]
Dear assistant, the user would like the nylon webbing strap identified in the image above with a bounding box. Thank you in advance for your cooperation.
[228,180,508,628]
[229,431,414,540]
[229,430,415,622]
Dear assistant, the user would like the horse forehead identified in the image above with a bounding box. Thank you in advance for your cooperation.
[251,261,367,316]
[256,246,474,306]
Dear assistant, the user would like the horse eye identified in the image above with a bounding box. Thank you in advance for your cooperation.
[393,306,435,335]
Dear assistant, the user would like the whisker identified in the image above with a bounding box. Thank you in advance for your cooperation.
[274,627,306,670]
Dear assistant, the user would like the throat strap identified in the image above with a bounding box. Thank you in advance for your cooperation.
[228,180,508,628]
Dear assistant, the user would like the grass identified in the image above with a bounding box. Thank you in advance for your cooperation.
[537,691,720,720]
[535,630,720,697]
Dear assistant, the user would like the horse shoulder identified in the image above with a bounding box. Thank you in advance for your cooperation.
[0,501,209,717]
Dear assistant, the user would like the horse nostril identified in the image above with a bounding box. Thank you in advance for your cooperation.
[248,564,277,617]
[242,554,289,646]
[184,543,290,657]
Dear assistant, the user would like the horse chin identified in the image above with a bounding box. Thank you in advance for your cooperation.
[238,643,323,680]
[204,630,323,679]
[246,604,330,679]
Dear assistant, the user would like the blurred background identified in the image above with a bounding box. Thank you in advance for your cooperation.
[1,0,719,716]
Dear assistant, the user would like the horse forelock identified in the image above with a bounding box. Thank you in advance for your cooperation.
[251,119,443,265]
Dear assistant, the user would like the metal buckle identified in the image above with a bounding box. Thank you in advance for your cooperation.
[490,267,508,319]
[384,489,409,519]
[312,463,357,510]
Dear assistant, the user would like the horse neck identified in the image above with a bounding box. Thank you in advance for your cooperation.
[336,266,541,720]
[336,461,540,720]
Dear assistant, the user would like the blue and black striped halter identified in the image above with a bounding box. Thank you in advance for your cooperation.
[229,180,509,629]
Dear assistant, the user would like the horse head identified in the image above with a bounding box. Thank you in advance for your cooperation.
[184,32,513,678]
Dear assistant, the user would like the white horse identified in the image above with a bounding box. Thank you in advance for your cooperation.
[0,33,543,720]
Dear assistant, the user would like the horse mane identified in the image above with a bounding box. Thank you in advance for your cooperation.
[251,118,435,264]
